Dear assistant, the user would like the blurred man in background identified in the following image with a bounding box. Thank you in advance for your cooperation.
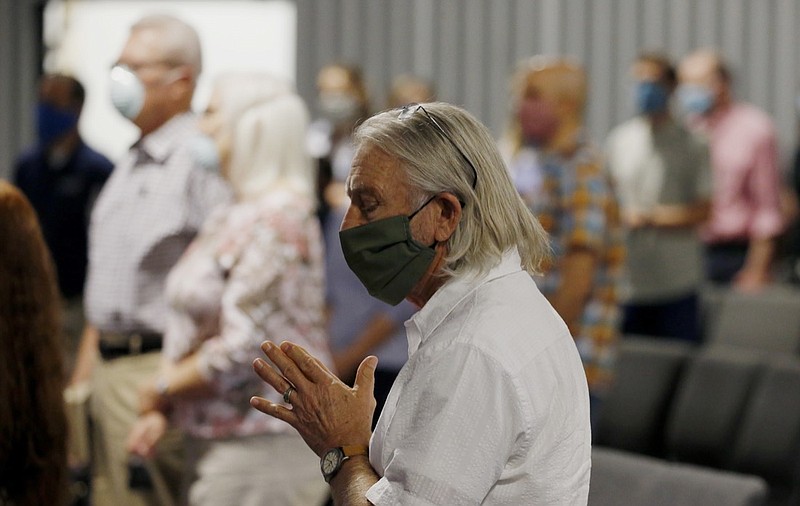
[501,57,624,415]
[14,73,113,374]
[606,53,711,343]
[679,49,785,290]
[70,14,230,506]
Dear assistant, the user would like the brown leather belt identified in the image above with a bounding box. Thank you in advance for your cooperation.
[98,331,162,360]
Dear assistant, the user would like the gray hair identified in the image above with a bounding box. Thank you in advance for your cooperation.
[131,14,202,80]
[353,102,550,277]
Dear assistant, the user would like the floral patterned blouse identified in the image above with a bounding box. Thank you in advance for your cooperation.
[162,188,331,439]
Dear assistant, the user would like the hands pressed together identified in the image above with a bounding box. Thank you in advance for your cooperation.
[126,340,377,465]
[250,341,378,456]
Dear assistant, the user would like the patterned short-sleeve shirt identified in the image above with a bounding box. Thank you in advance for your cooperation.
[509,144,624,392]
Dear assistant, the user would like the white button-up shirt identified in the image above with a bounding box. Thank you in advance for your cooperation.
[366,249,591,505]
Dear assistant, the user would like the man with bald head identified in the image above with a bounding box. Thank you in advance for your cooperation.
[678,49,784,289]
[501,58,624,413]
[70,14,230,506]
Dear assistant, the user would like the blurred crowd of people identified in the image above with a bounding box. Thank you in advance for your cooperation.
[3,10,800,506]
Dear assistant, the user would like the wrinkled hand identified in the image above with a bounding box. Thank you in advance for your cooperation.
[250,341,377,456]
[126,411,168,459]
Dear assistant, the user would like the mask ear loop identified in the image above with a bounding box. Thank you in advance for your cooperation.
[407,194,438,221]
[407,194,443,249]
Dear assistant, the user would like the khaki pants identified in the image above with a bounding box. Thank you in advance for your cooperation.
[90,352,184,506]
[185,432,328,506]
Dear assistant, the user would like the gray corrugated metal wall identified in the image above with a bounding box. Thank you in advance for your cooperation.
[0,0,40,181]
[294,0,800,169]
[2,1,800,180]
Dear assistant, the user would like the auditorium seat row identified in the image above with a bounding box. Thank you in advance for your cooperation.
[592,337,800,506]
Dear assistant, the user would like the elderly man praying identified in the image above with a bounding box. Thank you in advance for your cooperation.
[250,102,591,505]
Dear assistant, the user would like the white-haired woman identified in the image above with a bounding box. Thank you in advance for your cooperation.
[127,73,331,506]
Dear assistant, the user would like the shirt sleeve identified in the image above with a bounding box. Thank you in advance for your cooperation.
[366,344,526,505]
[196,212,308,391]
[747,126,785,239]
[564,159,610,253]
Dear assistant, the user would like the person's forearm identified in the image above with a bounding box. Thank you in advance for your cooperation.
[70,324,99,385]
[329,456,379,506]
[649,201,710,229]
[140,352,213,415]
[742,237,775,278]
[337,315,396,377]
[549,250,597,336]
[165,352,214,399]
[550,286,591,337]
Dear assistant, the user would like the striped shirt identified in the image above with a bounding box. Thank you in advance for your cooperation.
[84,112,232,334]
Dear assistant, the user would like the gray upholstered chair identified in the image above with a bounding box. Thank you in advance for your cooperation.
[707,286,800,353]
[594,336,694,457]
[731,356,800,505]
[589,447,768,506]
[664,346,765,468]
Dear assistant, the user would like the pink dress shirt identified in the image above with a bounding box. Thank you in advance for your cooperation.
[694,103,784,243]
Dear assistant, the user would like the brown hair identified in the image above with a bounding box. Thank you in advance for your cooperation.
[635,52,677,89]
[0,181,68,505]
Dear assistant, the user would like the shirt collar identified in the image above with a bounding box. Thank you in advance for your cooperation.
[406,248,524,355]
[131,112,196,166]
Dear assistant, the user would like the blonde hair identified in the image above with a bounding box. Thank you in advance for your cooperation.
[213,73,315,201]
[354,102,550,278]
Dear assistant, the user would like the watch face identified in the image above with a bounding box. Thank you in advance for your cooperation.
[321,448,343,476]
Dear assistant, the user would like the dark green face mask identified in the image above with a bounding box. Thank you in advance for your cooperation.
[339,196,437,306]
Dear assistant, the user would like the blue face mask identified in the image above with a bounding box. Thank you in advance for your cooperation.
[634,81,669,115]
[678,85,715,115]
[36,102,78,146]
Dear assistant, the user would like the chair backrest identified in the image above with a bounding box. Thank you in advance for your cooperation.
[700,283,727,341]
[731,355,800,503]
[664,346,764,468]
[708,286,800,353]
[594,336,694,457]
[589,447,768,506]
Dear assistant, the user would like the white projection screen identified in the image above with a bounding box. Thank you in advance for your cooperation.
[44,0,296,162]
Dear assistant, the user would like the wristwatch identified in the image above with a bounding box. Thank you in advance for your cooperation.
[320,445,369,483]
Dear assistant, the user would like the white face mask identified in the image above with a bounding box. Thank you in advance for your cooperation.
[187,134,221,173]
[318,92,361,125]
[109,65,146,120]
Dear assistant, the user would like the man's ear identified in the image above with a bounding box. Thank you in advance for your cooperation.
[434,192,462,242]
[169,66,194,101]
